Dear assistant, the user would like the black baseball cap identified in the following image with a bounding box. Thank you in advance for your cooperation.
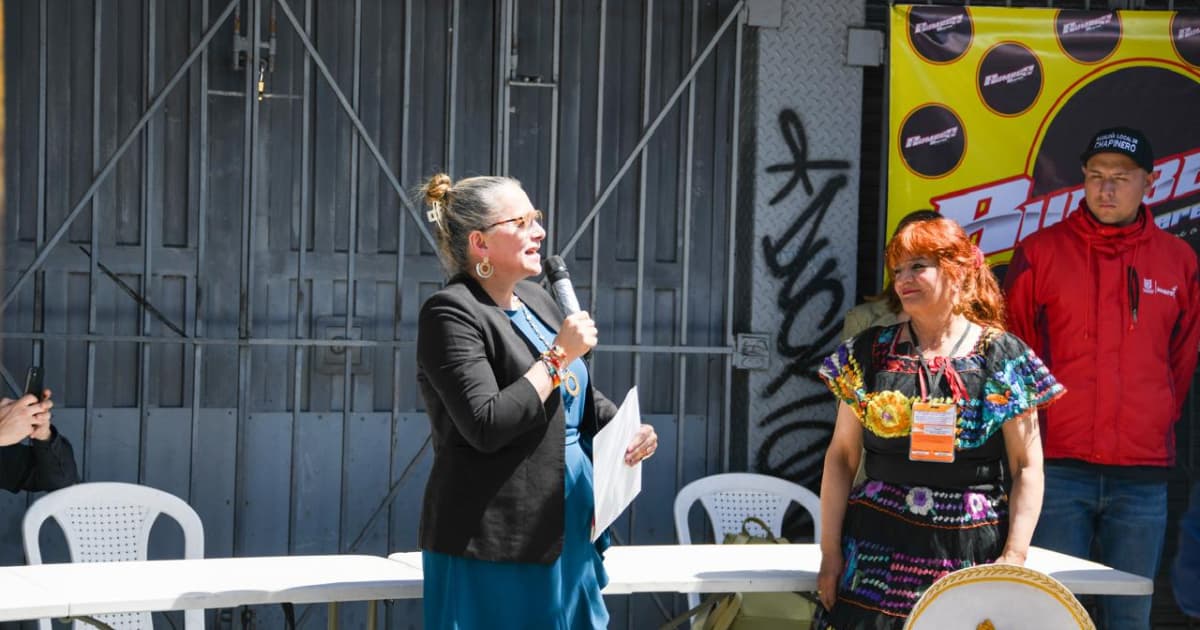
[1079,126,1155,173]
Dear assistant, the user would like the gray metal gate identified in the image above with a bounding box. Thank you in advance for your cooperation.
[1,1,746,627]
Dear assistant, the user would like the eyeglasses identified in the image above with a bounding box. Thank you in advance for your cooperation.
[483,210,543,232]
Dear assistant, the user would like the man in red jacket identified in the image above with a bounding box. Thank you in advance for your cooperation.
[1004,126,1200,630]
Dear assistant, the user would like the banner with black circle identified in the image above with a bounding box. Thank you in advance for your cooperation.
[889,6,1200,275]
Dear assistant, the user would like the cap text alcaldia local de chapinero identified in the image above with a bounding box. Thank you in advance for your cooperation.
[1079,126,1155,173]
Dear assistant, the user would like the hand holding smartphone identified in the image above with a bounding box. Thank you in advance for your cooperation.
[23,366,44,402]
[22,366,53,441]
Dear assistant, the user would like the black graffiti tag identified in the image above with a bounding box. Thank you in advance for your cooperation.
[766,109,851,205]
[761,176,848,396]
[756,109,850,486]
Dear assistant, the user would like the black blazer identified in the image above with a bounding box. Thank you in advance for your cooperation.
[416,274,618,564]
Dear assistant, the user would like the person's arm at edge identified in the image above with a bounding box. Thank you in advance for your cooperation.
[996,408,1043,565]
[817,401,862,610]
[25,424,80,492]
[0,444,36,493]
[1168,256,1200,420]
[0,394,67,493]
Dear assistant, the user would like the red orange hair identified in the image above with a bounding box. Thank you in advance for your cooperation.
[884,216,1006,330]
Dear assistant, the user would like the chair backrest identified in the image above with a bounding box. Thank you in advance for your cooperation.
[903,564,1095,630]
[673,472,821,614]
[23,481,205,630]
[673,472,821,546]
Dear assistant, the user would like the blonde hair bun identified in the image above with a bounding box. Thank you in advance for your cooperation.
[423,173,453,207]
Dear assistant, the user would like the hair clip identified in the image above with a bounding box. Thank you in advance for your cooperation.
[426,202,443,225]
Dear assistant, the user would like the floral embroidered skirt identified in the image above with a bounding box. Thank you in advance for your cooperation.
[813,479,1008,630]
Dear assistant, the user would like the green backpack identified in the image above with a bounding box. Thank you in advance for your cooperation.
[661,516,818,630]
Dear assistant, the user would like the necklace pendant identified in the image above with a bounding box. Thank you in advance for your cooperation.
[562,369,581,396]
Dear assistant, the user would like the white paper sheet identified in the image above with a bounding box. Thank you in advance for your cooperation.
[591,387,642,542]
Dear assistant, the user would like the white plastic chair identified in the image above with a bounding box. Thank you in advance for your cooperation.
[673,472,821,610]
[23,481,205,630]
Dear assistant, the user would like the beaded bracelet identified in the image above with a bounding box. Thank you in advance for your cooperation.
[540,345,579,395]
[544,344,568,370]
[540,355,562,388]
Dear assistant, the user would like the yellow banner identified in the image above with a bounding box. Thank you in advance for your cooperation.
[888,6,1200,273]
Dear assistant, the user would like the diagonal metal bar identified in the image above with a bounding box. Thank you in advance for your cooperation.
[558,1,744,256]
[78,247,187,338]
[0,0,240,313]
[296,433,432,628]
[274,0,437,250]
[0,363,20,399]
[344,434,432,554]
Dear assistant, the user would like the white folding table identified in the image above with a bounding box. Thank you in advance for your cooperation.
[0,554,423,627]
[0,569,70,622]
[0,545,1150,627]
[390,543,1153,596]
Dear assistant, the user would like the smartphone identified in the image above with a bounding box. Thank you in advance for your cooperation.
[23,366,44,401]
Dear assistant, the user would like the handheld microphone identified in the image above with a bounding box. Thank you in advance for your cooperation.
[543,255,581,315]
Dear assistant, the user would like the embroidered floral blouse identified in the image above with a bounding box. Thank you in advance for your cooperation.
[819,324,1064,488]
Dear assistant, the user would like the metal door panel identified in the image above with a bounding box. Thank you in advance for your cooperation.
[3,2,744,627]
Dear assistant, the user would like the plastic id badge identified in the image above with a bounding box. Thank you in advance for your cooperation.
[910,401,956,463]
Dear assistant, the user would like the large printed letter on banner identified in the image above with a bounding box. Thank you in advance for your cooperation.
[888,6,1200,277]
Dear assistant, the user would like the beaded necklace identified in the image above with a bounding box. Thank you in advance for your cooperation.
[519,302,582,396]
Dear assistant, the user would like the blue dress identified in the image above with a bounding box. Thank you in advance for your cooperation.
[422,304,610,630]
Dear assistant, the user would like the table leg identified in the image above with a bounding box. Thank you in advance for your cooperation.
[367,600,377,630]
[327,601,339,630]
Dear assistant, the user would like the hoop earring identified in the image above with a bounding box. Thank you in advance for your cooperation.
[475,257,494,279]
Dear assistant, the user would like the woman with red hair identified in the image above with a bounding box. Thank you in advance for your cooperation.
[813,215,1064,629]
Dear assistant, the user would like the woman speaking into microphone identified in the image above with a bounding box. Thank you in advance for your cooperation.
[415,173,658,629]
